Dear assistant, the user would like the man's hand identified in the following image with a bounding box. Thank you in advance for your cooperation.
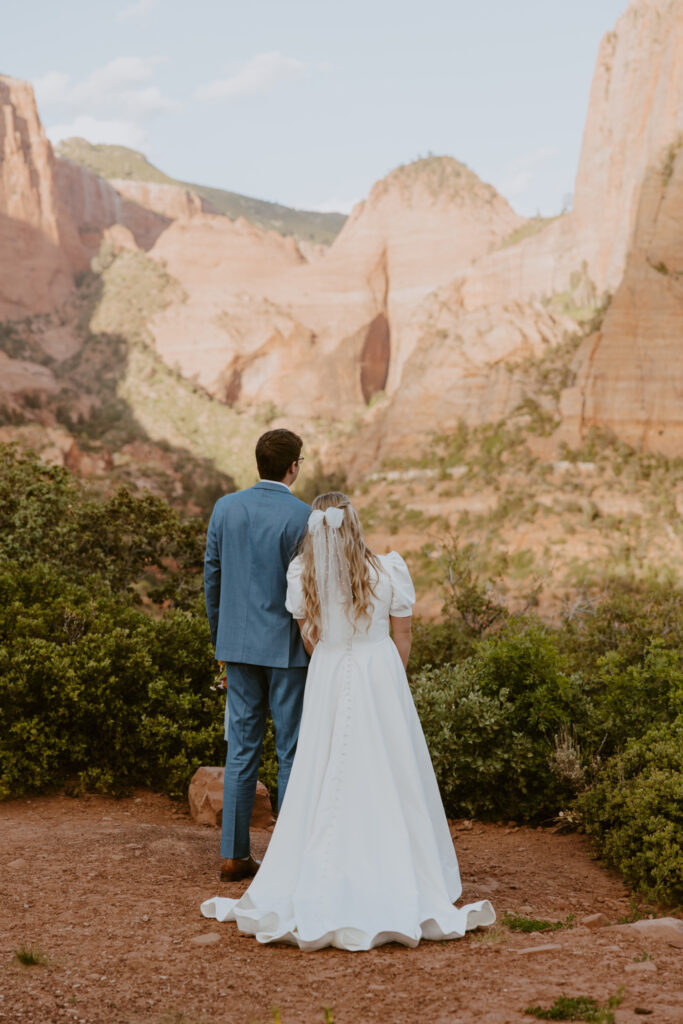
[211,661,228,693]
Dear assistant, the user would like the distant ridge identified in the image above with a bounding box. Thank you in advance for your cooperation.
[55,138,346,246]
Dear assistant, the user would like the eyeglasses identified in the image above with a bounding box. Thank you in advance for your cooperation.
[295,457,305,464]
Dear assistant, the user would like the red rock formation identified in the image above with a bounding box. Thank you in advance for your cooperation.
[560,141,683,456]
[572,0,683,293]
[366,0,683,460]
[315,158,525,393]
[110,179,214,220]
[460,0,683,311]
[0,76,84,318]
[351,293,576,474]
[54,159,170,254]
[145,156,522,420]
[147,214,306,392]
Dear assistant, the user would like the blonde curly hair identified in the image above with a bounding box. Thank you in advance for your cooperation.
[298,492,381,645]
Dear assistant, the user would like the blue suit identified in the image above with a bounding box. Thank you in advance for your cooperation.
[204,481,310,858]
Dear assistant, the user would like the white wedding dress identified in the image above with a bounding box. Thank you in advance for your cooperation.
[200,551,495,951]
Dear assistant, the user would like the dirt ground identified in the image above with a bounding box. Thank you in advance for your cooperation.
[1,792,681,1024]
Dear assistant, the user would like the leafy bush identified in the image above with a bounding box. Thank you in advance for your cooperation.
[3,443,682,903]
[409,617,474,675]
[0,563,223,800]
[559,576,683,673]
[581,640,683,759]
[411,623,583,821]
[577,718,683,904]
[0,444,205,608]
[410,562,683,902]
[409,537,511,674]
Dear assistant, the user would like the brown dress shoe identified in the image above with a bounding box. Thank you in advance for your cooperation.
[219,855,260,882]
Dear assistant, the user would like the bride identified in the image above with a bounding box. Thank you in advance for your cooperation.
[200,492,495,951]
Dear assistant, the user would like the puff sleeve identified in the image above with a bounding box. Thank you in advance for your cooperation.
[384,551,416,617]
[285,556,306,619]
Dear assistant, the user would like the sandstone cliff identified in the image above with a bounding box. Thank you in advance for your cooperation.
[459,0,683,314]
[145,156,524,420]
[360,0,683,462]
[0,76,83,318]
[54,159,171,255]
[3,0,683,469]
[572,0,683,294]
[109,179,214,220]
[560,140,683,456]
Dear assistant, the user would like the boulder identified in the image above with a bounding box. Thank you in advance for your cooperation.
[188,767,273,829]
[626,917,683,949]
[581,912,610,929]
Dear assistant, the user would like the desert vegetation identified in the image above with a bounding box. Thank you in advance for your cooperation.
[1,445,680,904]
[356,415,683,620]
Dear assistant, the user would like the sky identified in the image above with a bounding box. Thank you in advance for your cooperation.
[4,0,628,218]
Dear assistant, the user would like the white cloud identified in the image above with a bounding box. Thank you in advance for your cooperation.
[195,51,306,101]
[33,57,178,150]
[118,0,156,20]
[34,57,175,117]
[68,57,171,115]
[46,115,148,150]
[119,85,178,117]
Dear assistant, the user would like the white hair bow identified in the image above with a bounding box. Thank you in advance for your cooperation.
[308,507,345,532]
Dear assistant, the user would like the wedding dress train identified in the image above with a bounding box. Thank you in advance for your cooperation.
[200,551,495,951]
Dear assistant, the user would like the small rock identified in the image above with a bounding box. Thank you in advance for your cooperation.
[516,943,563,955]
[8,859,27,870]
[581,912,610,929]
[627,917,683,949]
[188,767,273,829]
[625,960,657,973]
[190,932,221,946]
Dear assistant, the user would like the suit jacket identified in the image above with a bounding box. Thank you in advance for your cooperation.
[204,481,311,668]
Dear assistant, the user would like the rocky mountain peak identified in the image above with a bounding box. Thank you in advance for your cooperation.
[373,155,500,208]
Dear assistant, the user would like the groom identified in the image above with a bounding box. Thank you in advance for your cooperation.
[204,429,311,881]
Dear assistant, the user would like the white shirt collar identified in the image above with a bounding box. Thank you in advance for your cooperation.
[260,479,290,490]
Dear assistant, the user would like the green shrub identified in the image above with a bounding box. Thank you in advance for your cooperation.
[582,640,683,759]
[560,576,683,674]
[0,563,223,800]
[411,623,582,821]
[0,444,205,609]
[577,718,683,903]
[469,620,583,735]
[409,617,474,675]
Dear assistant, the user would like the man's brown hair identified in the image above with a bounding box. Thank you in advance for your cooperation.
[255,429,303,481]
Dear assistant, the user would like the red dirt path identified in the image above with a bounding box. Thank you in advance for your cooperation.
[1,792,681,1024]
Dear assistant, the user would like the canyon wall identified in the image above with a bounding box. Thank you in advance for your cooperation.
[0,75,83,318]
[2,0,682,465]
[560,141,683,456]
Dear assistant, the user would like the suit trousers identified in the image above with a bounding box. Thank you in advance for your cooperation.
[221,662,308,859]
